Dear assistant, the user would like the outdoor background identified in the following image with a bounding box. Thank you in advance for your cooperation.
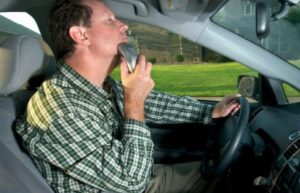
[110,20,252,98]
[111,63,256,97]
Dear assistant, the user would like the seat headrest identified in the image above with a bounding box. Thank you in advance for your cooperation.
[0,34,56,95]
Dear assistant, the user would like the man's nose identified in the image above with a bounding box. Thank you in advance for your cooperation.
[119,20,128,33]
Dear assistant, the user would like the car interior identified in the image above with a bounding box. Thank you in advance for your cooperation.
[1,0,300,193]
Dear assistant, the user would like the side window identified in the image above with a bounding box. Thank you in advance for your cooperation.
[0,12,40,37]
[112,20,257,99]
[283,83,300,103]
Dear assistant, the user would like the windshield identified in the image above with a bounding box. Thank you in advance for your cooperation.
[212,0,300,68]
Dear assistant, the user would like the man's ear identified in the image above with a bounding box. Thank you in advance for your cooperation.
[69,26,90,45]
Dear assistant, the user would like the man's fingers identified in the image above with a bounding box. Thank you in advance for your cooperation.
[136,55,146,72]
[120,57,129,80]
[222,99,240,116]
[145,61,152,76]
[213,94,242,118]
[231,104,241,115]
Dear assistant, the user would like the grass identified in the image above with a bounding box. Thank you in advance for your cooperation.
[111,62,257,97]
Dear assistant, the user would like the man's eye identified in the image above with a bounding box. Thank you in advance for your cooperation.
[106,18,114,23]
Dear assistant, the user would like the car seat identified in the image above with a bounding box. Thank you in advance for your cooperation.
[0,33,56,193]
[0,33,116,193]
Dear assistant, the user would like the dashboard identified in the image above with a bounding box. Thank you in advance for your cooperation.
[249,106,300,193]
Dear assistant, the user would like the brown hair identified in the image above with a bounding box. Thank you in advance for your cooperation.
[48,0,93,60]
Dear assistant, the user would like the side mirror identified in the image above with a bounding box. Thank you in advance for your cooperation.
[256,2,270,43]
[237,75,259,100]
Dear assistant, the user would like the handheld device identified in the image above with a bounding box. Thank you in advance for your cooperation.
[117,42,138,73]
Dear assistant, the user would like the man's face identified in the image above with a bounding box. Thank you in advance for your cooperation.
[84,0,128,59]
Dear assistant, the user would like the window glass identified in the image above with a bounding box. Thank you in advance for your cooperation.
[112,20,257,99]
[0,12,40,37]
[212,0,300,69]
[283,83,300,103]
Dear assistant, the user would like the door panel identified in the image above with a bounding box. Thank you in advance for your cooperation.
[148,123,214,164]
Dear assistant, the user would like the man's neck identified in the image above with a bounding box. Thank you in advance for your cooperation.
[65,53,115,88]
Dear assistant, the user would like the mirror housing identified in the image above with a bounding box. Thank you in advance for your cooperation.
[237,75,260,100]
[272,0,300,21]
[256,2,270,42]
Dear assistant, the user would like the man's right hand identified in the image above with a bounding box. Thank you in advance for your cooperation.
[120,55,154,122]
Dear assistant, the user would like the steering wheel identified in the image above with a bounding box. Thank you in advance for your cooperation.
[200,97,251,180]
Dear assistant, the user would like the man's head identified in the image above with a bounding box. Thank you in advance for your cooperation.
[48,0,128,61]
[48,0,93,60]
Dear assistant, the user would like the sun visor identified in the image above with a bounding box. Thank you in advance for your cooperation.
[105,0,149,17]
[159,0,207,21]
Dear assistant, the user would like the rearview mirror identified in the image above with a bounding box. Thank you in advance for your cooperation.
[237,75,259,100]
[256,2,270,43]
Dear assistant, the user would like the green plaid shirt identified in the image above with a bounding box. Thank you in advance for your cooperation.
[16,64,214,193]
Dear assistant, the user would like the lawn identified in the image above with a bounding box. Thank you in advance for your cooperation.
[111,62,257,97]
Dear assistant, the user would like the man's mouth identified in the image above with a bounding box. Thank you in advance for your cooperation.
[121,37,128,42]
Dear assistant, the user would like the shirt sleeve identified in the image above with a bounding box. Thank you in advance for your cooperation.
[144,90,215,124]
[28,113,154,193]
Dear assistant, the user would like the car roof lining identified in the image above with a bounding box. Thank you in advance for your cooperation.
[0,0,224,49]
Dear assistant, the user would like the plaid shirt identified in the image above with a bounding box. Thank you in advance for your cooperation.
[16,64,214,193]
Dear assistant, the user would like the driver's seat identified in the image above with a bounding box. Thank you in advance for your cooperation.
[0,33,56,193]
[0,33,116,193]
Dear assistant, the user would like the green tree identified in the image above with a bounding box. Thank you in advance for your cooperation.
[149,57,157,64]
[176,54,184,62]
[285,7,300,24]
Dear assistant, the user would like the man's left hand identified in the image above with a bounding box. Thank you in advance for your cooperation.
[212,95,241,119]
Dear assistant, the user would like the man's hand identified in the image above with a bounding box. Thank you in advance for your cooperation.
[120,55,154,122]
[212,95,241,119]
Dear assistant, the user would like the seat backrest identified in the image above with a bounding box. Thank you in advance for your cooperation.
[0,33,56,193]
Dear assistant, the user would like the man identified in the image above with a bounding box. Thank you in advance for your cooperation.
[16,0,240,193]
